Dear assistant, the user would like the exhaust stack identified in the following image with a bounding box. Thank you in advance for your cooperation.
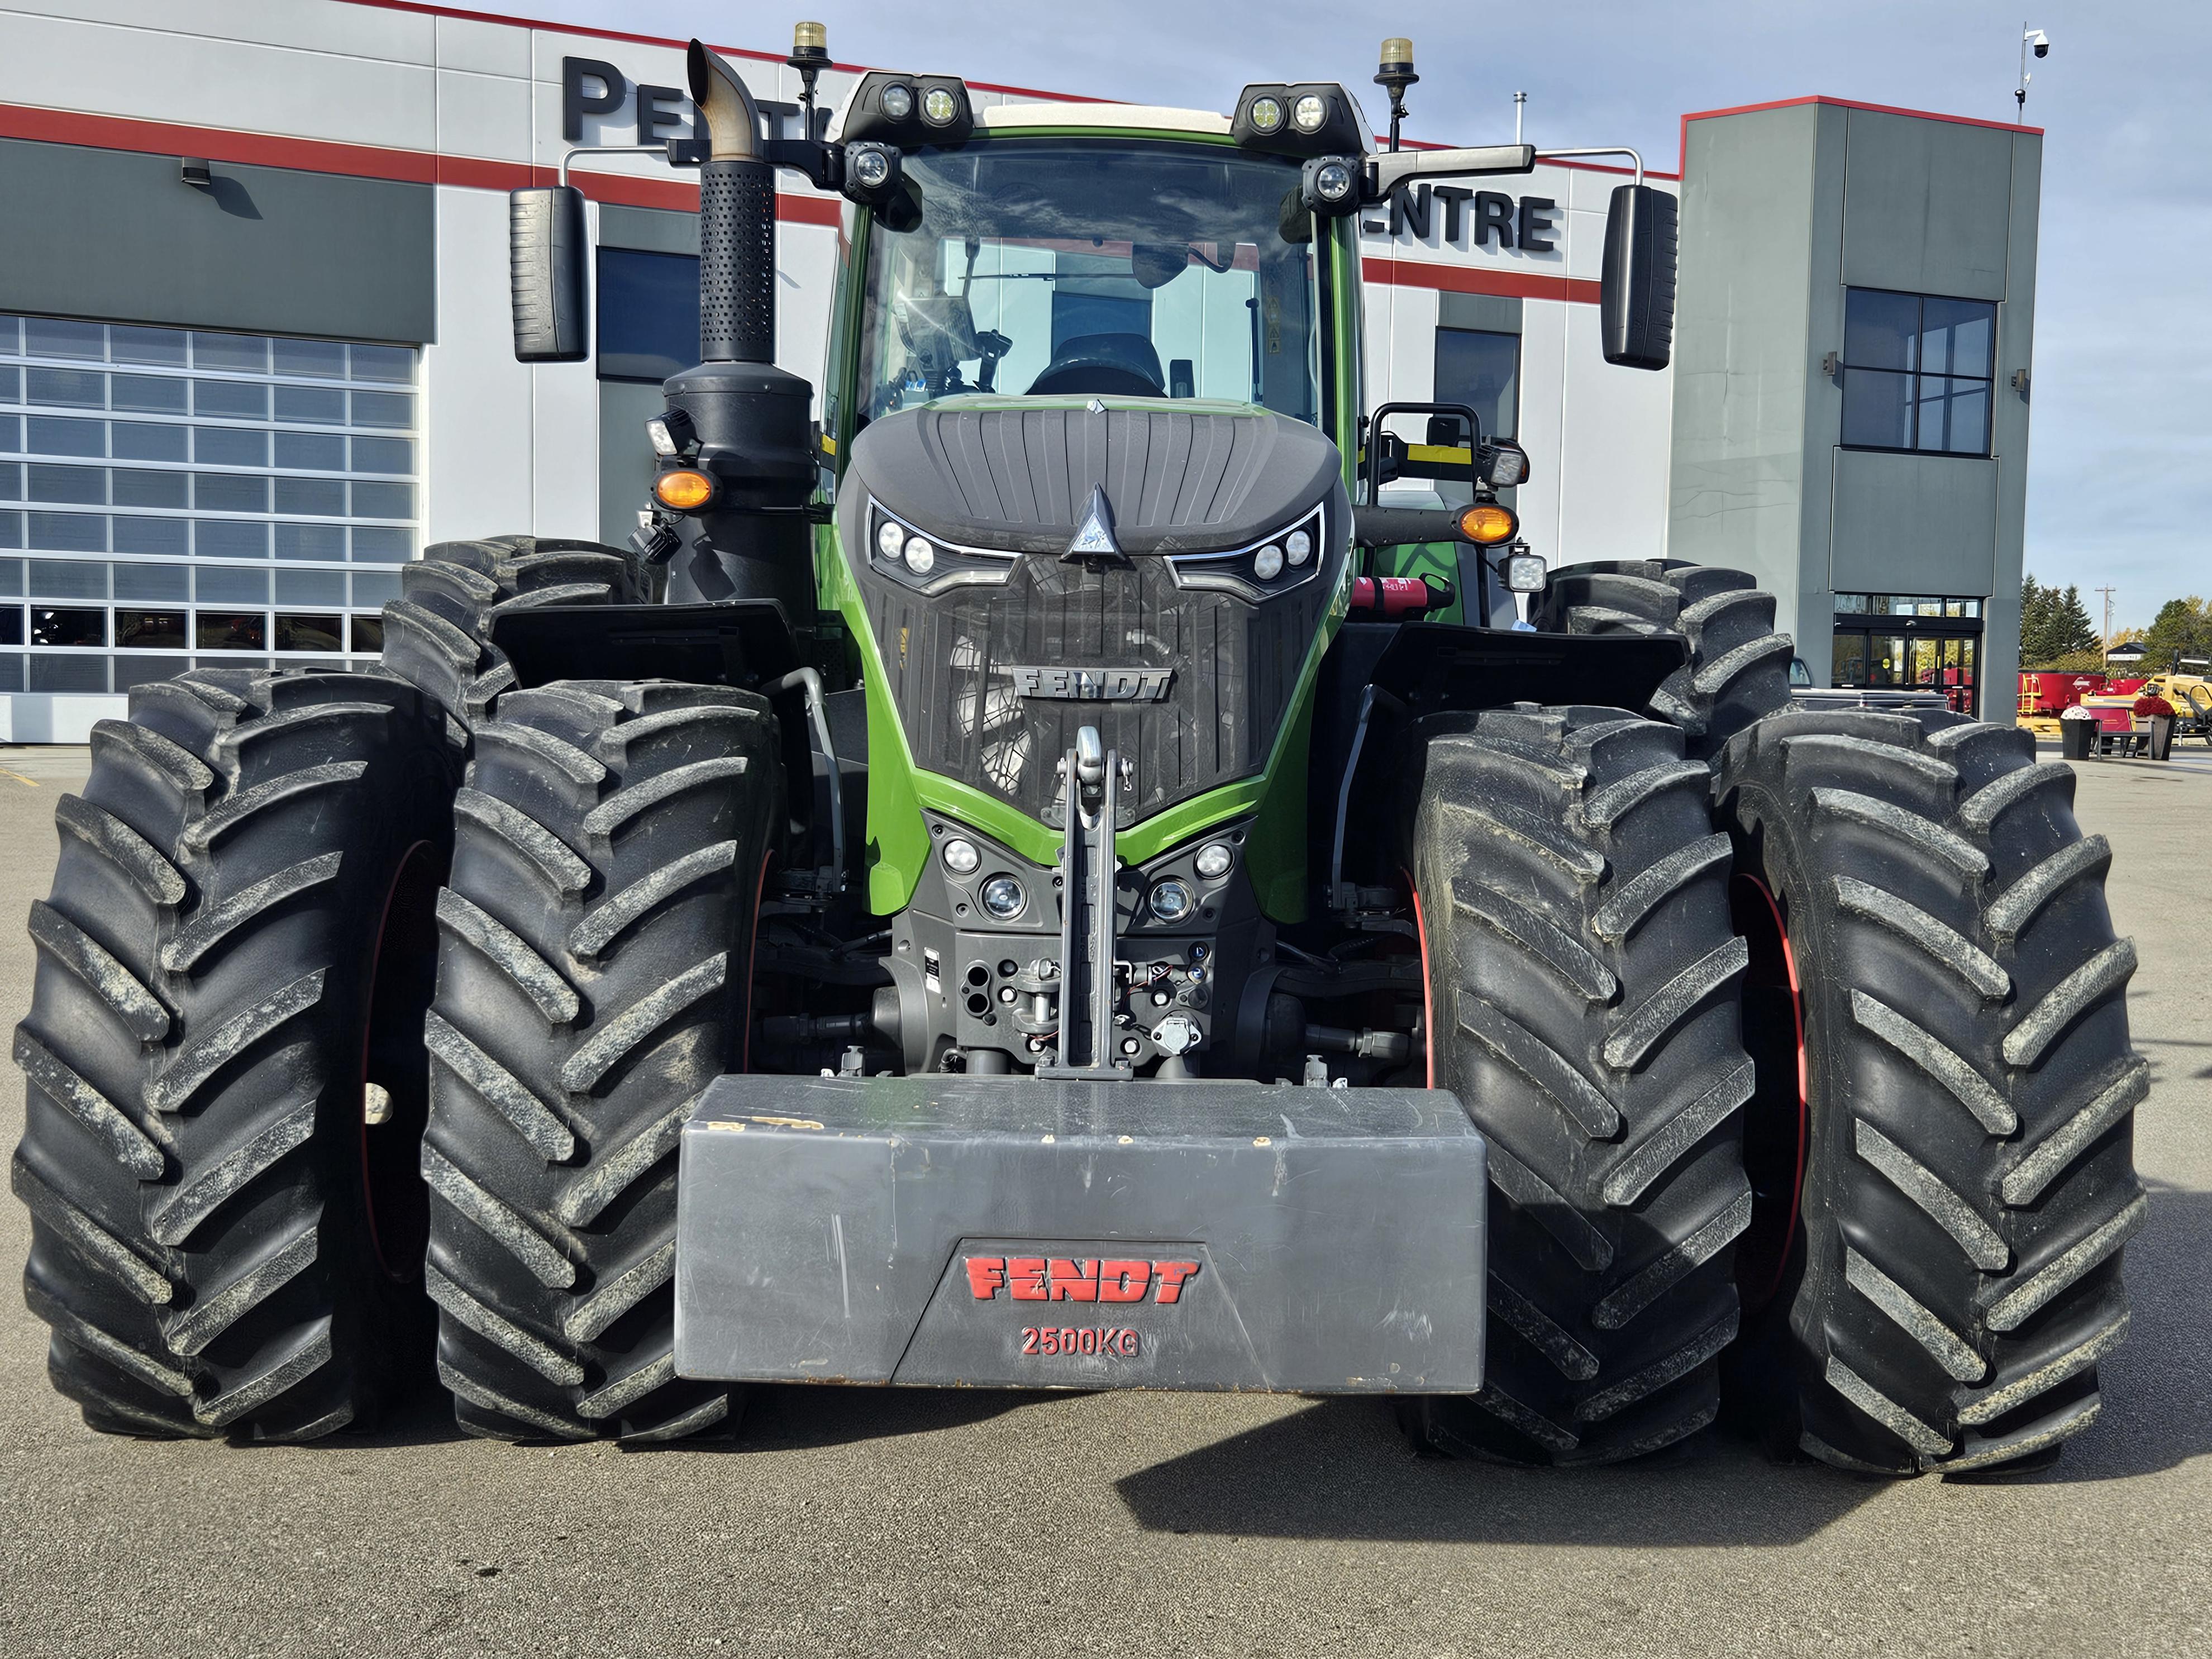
[687,41,776,366]
[658,41,816,620]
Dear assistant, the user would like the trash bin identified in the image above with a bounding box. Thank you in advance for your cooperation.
[2149,714,2176,761]
[2061,716,2096,759]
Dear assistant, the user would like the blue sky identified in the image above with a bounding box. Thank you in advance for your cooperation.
[474,0,2206,628]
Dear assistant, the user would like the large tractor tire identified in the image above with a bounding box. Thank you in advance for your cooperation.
[13,669,456,1439]
[1717,708,2143,1474]
[422,679,784,1442]
[379,536,646,737]
[1399,703,1756,1464]
[1534,559,1794,762]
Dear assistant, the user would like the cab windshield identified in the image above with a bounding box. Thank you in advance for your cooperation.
[855,139,1322,427]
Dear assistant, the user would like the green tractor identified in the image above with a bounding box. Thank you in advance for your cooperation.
[15,33,2143,1475]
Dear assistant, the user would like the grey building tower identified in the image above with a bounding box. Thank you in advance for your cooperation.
[1667,97,2042,717]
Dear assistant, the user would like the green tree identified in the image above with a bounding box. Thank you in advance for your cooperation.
[2019,578,2101,666]
[2136,597,2212,675]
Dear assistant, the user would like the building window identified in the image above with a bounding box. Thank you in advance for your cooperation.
[1838,289,1996,457]
[1433,326,1519,442]
[597,249,700,384]
[1830,591,1984,715]
[0,312,413,693]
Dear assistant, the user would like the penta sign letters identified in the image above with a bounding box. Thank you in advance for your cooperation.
[1361,184,1561,254]
[561,55,826,146]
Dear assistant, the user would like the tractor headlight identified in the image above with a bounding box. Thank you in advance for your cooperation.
[1248,96,1284,134]
[850,145,894,190]
[922,87,959,126]
[879,84,914,121]
[980,875,1027,919]
[942,837,980,875]
[1293,93,1327,132]
[1195,842,1235,879]
[865,499,1018,593]
[1148,878,1195,924]
[1166,506,1327,599]
[1300,155,1365,217]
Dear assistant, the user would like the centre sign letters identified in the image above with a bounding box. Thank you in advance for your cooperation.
[1361,184,1560,253]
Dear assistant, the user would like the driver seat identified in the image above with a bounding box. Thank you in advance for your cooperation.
[1026,333,1164,398]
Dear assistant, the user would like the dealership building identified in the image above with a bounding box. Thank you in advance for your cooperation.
[0,0,2042,737]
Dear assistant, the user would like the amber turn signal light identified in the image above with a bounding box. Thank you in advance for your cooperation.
[652,469,717,512]
[1457,502,1518,545]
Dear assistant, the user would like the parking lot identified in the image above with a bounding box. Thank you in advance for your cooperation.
[0,741,2205,1658]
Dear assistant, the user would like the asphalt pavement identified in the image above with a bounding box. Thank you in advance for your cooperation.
[0,738,2206,1658]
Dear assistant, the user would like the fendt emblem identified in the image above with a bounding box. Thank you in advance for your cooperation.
[966,1256,1200,1360]
[1008,666,1175,702]
[964,1256,1200,1303]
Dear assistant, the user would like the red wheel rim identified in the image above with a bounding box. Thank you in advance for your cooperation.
[1730,872,1808,1313]
[1408,874,1436,1089]
[356,839,445,1281]
[738,847,772,1072]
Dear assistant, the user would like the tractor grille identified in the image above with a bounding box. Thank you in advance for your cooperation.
[864,553,1326,825]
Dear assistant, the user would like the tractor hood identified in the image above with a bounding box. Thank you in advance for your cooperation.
[844,399,1341,557]
[836,400,1350,835]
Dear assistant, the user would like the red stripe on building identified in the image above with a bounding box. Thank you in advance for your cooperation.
[1678,95,2041,173]
[1363,259,1601,306]
[0,102,437,184]
[0,102,841,225]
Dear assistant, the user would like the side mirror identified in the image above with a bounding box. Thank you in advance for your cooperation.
[1599,183,1677,371]
[509,186,589,362]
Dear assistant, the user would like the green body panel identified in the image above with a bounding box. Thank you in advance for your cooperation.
[817,136,1367,921]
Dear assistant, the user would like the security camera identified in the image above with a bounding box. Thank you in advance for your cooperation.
[2027,28,2051,57]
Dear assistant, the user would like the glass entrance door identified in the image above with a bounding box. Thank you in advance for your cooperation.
[1830,629,1981,713]
[1830,594,1985,716]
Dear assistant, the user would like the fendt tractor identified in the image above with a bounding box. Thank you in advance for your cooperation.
[14,30,2145,1477]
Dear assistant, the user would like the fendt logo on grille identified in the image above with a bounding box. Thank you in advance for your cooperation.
[964,1256,1200,1304]
[1007,666,1175,702]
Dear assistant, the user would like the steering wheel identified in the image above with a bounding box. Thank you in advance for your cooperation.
[1027,332,1165,398]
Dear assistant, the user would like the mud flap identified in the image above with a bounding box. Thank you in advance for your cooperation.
[674,1076,1486,1393]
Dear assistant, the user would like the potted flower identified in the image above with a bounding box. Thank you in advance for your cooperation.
[2135,693,2178,761]
[2060,703,2097,759]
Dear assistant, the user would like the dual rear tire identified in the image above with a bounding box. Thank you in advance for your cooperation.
[15,669,455,1439]
[422,679,783,1442]
[1405,562,2143,1474]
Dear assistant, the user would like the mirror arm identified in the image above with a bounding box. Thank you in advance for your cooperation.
[557,141,702,187]
[1534,147,1645,188]
[1364,144,1536,201]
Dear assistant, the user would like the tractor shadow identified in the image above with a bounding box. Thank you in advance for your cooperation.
[327,1376,1030,1452]
[1113,1400,1878,1548]
[711,1382,1031,1451]
[1111,1179,2212,1543]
